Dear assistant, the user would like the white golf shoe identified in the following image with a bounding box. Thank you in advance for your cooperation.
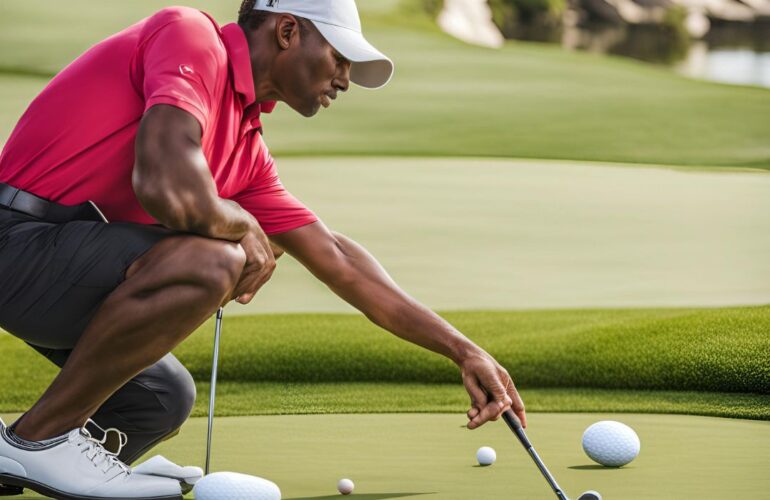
[0,418,182,500]
[133,455,203,494]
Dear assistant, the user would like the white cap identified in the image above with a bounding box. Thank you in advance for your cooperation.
[253,0,394,89]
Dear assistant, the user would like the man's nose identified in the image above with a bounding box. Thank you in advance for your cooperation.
[335,62,351,92]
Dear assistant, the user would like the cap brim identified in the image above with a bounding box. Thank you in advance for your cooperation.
[310,21,394,89]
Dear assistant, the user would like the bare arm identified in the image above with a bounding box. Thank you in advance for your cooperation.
[133,104,254,240]
[270,221,526,429]
[133,104,274,303]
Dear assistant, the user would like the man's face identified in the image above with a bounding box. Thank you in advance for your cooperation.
[275,17,351,117]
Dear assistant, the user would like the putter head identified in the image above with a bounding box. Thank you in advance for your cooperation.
[577,491,602,500]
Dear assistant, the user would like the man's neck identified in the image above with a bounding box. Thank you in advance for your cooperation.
[241,24,281,103]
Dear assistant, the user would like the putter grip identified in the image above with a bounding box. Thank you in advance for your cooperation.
[502,410,532,450]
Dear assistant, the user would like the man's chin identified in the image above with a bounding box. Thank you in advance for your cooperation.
[292,101,320,118]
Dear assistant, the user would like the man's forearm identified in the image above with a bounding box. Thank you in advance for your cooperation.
[327,234,482,365]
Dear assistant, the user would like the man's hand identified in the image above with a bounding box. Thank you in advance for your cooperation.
[229,224,276,305]
[461,351,526,430]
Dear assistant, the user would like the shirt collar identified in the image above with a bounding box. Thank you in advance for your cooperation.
[220,22,276,116]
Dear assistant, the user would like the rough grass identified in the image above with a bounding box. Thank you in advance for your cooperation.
[173,306,770,393]
[185,383,770,420]
[0,306,767,420]
[0,1,768,168]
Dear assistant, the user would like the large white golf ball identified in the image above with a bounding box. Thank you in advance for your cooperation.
[476,446,496,466]
[194,472,281,500]
[337,478,355,495]
[582,421,640,467]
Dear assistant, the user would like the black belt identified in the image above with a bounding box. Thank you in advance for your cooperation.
[0,183,108,223]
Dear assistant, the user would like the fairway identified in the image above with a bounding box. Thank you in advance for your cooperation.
[1,1,769,168]
[5,413,769,499]
[224,157,770,315]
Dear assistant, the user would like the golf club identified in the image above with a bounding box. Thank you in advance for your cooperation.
[205,307,224,476]
[502,410,601,500]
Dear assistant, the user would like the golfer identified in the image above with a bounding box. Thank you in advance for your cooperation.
[0,0,526,498]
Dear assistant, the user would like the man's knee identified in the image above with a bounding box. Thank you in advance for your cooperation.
[91,354,196,462]
[129,236,247,302]
[154,355,197,432]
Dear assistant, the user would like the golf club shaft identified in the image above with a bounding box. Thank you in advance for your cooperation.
[502,410,568,500]
[205,307,224,476]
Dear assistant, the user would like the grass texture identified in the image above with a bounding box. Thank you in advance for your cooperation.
[177,306,770,392]
[0,1,768,168]
[1,306,767,420]
[5,412,769,499]
[185,383,770,420]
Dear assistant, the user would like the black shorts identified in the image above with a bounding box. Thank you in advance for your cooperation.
[0,207,172,349]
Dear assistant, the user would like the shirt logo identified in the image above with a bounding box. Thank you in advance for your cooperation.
[179,64,194,76]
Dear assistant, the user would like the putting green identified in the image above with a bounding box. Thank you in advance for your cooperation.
[8,413,769,499]
[226,157,770,315]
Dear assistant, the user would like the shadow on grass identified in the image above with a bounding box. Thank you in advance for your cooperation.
[286,493,435,499]
[569,464,627,470]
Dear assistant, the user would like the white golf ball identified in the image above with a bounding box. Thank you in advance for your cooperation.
[476,446,496,466]
[194,472,281,500]
[337,478,354,495]
[582,421,640,467]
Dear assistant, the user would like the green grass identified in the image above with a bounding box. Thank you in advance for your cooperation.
[6,412,770,499]
[175,306,770,392]
[232,157,770,315]
[1,306,767,420]
[0,1,768,167]
[181,383,770,420]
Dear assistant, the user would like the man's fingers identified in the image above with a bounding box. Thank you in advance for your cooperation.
[468,399,507,429]
[467,377,512,429]
[505,378,527,428]
[236,293,253,304]
[463,374,488,421]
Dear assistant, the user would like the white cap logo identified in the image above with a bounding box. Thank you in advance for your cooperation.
[254,0,393,89]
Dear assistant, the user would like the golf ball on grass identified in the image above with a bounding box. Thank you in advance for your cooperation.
[582,421,640,467]
[194,472,281,500]
[476,446,496,466]
[337,478,354,495]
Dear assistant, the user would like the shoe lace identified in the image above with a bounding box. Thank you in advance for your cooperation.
[85,419,128,457]
[76,423,130,475]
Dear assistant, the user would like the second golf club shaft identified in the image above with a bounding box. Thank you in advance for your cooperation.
[205,307,224,476]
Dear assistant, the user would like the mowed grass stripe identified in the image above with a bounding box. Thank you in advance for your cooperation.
[0,306,767,413]
[2,385,767,421]
[186,383,770,420]
[0,1,768,167]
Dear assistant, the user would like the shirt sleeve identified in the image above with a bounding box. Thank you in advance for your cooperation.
[231,140,318,236]
[138,7,226,133]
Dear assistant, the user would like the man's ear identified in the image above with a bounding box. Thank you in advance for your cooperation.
[275,14,299,50]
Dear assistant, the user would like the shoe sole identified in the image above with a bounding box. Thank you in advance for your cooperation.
[0,474,182,500]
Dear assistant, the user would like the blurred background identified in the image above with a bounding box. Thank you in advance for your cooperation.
[0,0,768,316]
[0,0,768,458]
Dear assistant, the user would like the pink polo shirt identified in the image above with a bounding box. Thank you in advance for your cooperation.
[0,7,317,235]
